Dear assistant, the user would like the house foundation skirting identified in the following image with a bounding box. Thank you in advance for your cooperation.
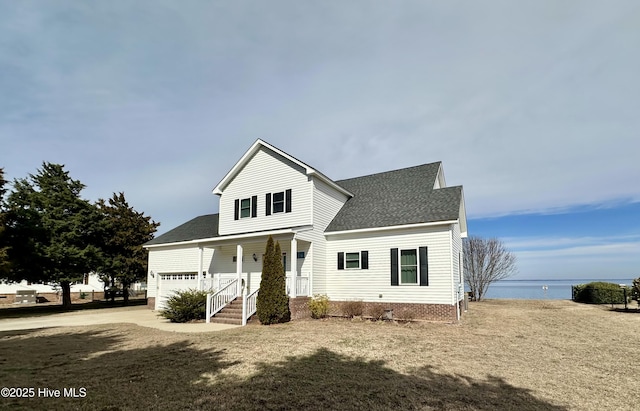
[287,297,460,322]
[289,297,311,320]
[328,300,459,322]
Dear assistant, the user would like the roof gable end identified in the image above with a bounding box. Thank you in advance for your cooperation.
[212,139,352,197]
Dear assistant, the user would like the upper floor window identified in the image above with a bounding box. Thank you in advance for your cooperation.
[273,192,285,213]
[234,196,257,220]
[240,198,251,218]
[266,189,292,215]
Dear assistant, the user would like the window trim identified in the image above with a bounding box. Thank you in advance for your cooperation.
[345,252,360,269]
[338,251,368,270]
[272,191,285,213]
[399,248,419,285]
[240,198,251,218]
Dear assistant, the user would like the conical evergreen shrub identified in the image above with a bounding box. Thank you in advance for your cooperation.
[256,235,291,324]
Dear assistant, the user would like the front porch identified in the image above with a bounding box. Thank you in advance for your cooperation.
[193,232,312,325]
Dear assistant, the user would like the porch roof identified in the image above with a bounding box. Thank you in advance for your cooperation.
[145,214,220,246]
[144,215,302,248]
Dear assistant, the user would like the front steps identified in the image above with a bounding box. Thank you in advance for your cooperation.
[209,298,247,325]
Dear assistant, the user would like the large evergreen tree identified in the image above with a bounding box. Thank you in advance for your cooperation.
[97,192,159,304]
[4,163,102,307]
[256,235,291,325]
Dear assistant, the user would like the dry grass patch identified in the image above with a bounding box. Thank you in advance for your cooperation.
[1,300,638,410]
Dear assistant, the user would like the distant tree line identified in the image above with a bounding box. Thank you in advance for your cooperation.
[0,163,159,307]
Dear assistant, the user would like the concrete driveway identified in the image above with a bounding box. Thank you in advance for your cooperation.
[0,305,239,333]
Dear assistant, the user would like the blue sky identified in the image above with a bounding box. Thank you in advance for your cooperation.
[1,1,639,281]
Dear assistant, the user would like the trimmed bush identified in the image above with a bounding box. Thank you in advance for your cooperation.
[160,289,208,323]
[256,236,291,325]
[308,294,330,319]
[342,300,364,318]
[572,282,629,305]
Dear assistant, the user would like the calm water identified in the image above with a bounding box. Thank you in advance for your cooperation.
[474,279,635,300]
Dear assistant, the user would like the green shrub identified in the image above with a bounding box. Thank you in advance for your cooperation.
[160,289,208,323]
[256,236,291,325]
[572,282,630,305]
[632,278,640,301]
[342,300,364,318]
[308,294,330,319]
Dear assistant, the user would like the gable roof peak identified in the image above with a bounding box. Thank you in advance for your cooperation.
[212,139,352,197]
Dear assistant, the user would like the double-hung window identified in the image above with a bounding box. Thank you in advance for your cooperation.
[390,247,428,286]
[234,196,257,220]
[240,198,251,218]
[266,189,292,215]
[400,249,418,284]
[345,252,360,269]
[337,251,369,270]
[273,192,285,213]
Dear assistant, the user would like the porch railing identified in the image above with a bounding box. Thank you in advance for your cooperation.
[201,276,236,292]
[242,287,259,326]
[286,275,309,297]
[206,278,238,323]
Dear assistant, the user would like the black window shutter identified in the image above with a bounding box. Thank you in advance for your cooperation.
[419,246,429,286]
[234,199,239,220]
[390,248,398,286]
[251,195,257,218]
[361,251,369,270]
[265,193,272,216]
[337,252,344,270]
[285,189,292,213]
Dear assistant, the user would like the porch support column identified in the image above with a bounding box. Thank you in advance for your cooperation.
[290,237,297,298]
[197,245,204,291]
[236,244,243,297]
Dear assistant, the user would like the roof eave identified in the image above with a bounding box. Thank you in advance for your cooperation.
[325,219,459,237]
[144,227,305,249]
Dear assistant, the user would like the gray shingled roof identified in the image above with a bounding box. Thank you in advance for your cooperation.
[145,214,219,245]
[147,162,463,245]
[325,163,463,232]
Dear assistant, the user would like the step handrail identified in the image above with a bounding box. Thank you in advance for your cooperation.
[242,287,259,326]
[206,279,238,323]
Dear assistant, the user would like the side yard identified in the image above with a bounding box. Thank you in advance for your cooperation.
[1,300,638,410]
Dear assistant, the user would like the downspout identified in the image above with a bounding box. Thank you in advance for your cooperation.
[451,225,460,322]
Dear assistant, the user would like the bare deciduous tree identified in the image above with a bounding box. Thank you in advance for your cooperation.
[464,236,517,301]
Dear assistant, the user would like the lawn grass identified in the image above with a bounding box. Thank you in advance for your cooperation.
[1,300,638,410]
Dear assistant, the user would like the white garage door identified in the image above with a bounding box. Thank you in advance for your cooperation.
[156,273,198,310]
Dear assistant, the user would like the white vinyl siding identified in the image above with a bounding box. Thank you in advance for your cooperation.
[147,245,214,309]
[296,177,349,294]
[325,225,454,305]
[218,147,312,235]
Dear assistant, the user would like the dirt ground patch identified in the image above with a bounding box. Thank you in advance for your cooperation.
[1,299,637,410]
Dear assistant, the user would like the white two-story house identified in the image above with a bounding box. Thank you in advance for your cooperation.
[144,139,467,322]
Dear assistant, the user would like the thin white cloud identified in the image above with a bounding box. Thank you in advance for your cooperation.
[1,0,639,232]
